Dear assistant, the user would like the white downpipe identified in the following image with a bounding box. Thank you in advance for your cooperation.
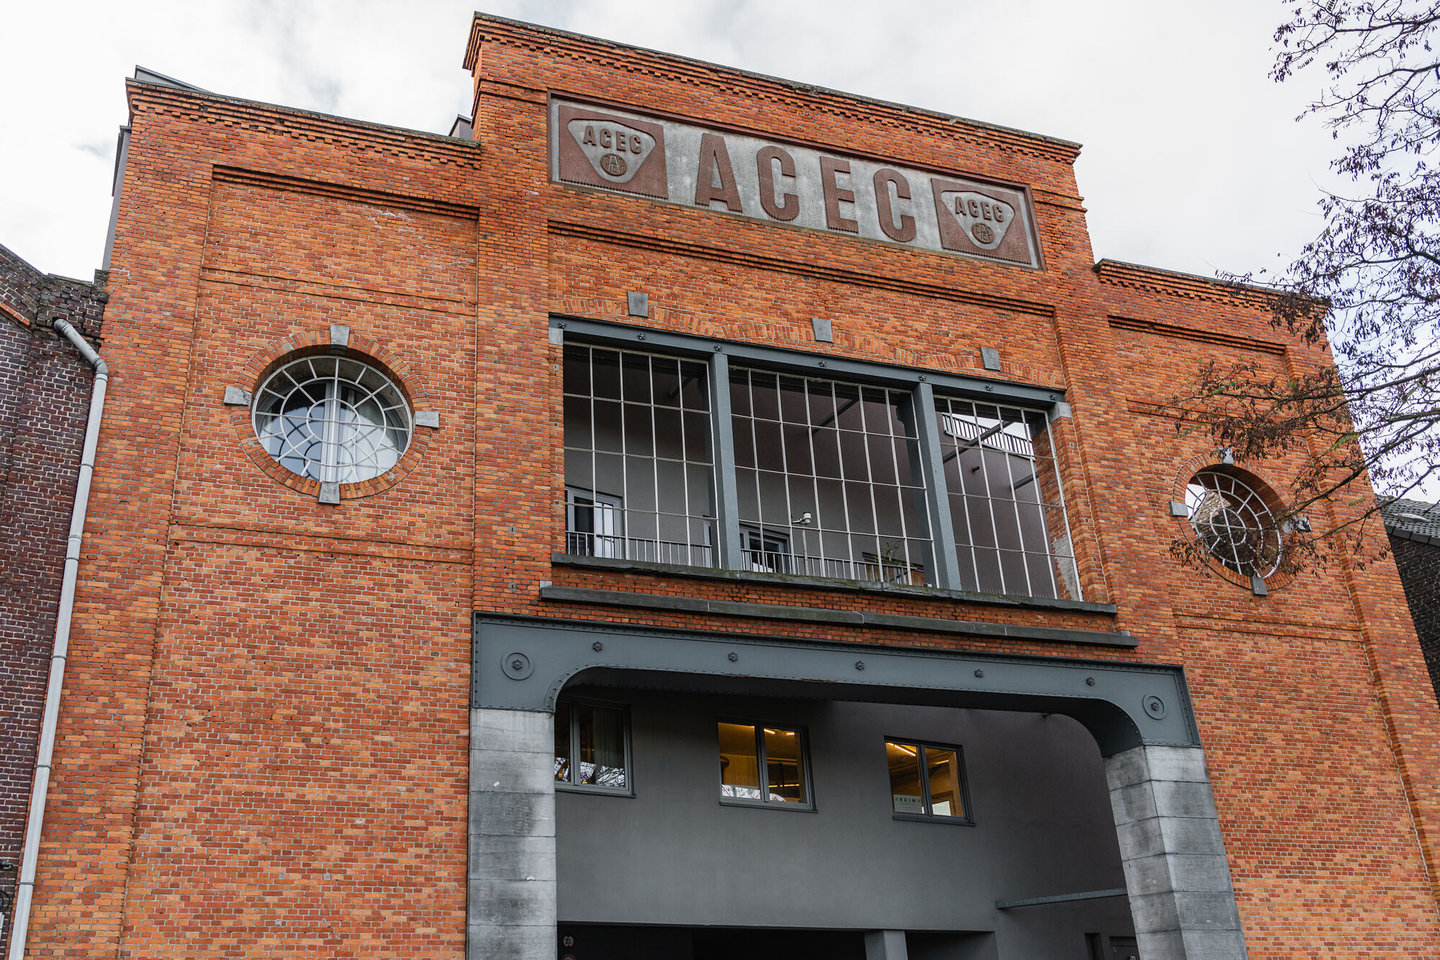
[7,319,108,959]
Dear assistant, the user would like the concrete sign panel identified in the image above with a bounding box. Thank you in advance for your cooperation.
[550,98,1041,268]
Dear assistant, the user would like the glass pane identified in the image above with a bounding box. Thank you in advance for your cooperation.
[764,726,807,804]
[576,703,627,789]
[652,357,681,408]
[621,352,652,403]
[590,349,621,400]
[924,746,964,818]
[718,722,761,800]
[679,362,710,411]
[623,403,655,456]
[554,700,572,783]
[887,741,925,815]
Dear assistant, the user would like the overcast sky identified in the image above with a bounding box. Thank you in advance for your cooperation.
[2,0,1340,284]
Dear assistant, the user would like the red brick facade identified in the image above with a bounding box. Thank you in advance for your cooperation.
[18,15,1440,957]
[0,244,106,951]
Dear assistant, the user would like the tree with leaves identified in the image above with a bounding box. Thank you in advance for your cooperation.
[1177,0,1440,574]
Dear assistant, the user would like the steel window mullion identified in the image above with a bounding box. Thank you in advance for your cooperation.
[647,354,661,563]
[857,388,884,580]
[708,352,743,570]
[589,349,600,555]
[971,403,1010,593]
[1027,426,1061,598]
[773,375,795,572]
[1043,415,1079,598]
[755,726,768,804]
[998,409,1037,597]
[912,383,961,589]
[835,384,858,579]
[803,377,822,576]
[674,356,690,564]
[916,744,934,816]
[887,392,917,581]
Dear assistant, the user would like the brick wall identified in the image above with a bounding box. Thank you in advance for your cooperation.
[0,243,105,949]
[19,14,1440,957]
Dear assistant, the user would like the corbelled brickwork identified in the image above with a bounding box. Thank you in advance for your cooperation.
[19,14,1440,958]
[0,243,105,952]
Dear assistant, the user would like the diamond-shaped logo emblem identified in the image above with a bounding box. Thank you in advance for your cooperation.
[567,119,658,185]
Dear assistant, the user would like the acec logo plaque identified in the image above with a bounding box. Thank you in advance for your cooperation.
[555,104,668,199]
[930,178,1032,264]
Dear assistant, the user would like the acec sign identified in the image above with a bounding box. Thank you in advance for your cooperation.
[551,99,1040,268]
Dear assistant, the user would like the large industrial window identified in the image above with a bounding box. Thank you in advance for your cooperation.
[564,344,716,567]
[731,369,931,583]
[933,398,1073,597]
[559,322,1084,602]
[554,698,630,793]
[885,739,971,823]
[717,721,810,808]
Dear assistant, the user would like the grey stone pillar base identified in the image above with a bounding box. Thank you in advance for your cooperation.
[1106,745,1248,960]
[469,708,556,960]
[865,930,909,960]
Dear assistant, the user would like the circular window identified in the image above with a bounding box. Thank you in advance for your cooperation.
[1185,468,1282,578]
[252,354,411,484]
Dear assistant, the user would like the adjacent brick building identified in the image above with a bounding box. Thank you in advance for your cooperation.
[1386,499,1440,702]
[12,14,1440,960]
[0,244,105,950]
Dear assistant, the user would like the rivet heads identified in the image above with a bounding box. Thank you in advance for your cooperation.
[592,641,604,652]
[818,360,827,367]
[637,333,647,340]
[728,652,739,662]
[501,652,533,681]
[974,669,985,678]
[557,321,568,329]
[1086,676,1096,687]
[854,660,865,671]
[1143,695,1167,720]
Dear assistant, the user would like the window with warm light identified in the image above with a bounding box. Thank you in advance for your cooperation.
[717,721,811,808]
[885,739,971,823]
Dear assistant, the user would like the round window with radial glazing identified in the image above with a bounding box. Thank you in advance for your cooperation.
[1184,468,1282,578]
[252,354,411,484]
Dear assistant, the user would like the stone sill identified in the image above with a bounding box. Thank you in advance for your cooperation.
[551,552,1118,616]
[538,583,1136,649]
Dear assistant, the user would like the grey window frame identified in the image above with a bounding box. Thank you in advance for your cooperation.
[554,695,634,797]
[716,717,815,811]
[884,737,975,825]
[554,317,1075,599]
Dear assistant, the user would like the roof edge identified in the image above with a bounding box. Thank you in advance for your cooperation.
[464,12,1082,163]
[125,76,476,149]
[1094,258,1324,310]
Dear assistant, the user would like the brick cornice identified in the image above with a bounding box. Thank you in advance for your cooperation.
[465,14,1082,165]
[1095,259,1290,310]
[125,80,483,169]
